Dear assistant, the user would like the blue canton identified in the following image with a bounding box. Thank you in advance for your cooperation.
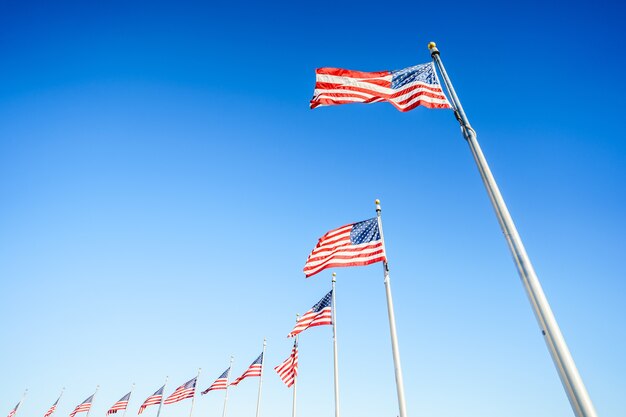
[311,290,332,312]
[350,218,381,245]
[391,63,436,90]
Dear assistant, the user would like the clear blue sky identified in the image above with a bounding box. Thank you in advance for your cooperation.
[1,1,624,417]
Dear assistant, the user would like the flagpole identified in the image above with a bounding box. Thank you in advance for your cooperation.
[122,384,135,417]
[375,199,408,417]
[54,388,65,417]
[189,368,201,417]
[221,356,234,417]
[292,316,299,417]
[86,386,99,417]
[255,338,267,417]
[331,273,340,417]
[14,389,27,417]
[428,42,597,417]
[156,377,168,417]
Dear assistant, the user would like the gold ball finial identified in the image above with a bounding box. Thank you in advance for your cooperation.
[332,272,336,277]
[375,199,380,205]
[428,41,437,50]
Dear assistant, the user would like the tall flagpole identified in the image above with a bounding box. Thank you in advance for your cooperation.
[14,389,28,417]
[375,200,408,417]
[255,338,267,417]
[156,376,168,417]
[222,356,234,417]
[122,384,135,417]
[428,42,597,417]
[292,317,299,417]
[86,386,99,417]
[189,369,202,417]
[331,273,340,417]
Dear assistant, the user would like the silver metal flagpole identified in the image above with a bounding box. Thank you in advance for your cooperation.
[53,387,65,417]
[331,273,340,417]
[122,384,135,417]
[292,316,299,417]
[255,338,267,417]
[375,200,408,417]
[189,369,202,417]
[428,41,598,417]
[86,386,99,417]
[156,376,168,417]
[14,389,28,417]
[222,356,234,417]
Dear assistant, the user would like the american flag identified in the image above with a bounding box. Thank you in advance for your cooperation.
[43,396,61,417]
[6,401,21,417]
[274,341,298,388]
[107,392,131,415]
[303,217,386,278]
[288,291,332,337]
[230,353,263,386]
[137,386,164,415]
[310,62,451,112]
[69,394,94,417]
[202,368,230,394]
[163,377,197,405]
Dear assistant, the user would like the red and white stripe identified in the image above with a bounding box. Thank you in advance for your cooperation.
[274,344,298,388]
[230,365,262,386]
[288,307,331,337]
[106,396,129,415]
[163,388,194,405]
[303,223,385,278]
[43,400,59,417]
[310,65,450,112]
[137,392,162,415]
[69,399,92,417]
[202,378,227,394]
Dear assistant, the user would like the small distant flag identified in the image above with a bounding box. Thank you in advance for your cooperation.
[43,395,61,417]
[164,377,197,405]
[274,341,298,388]
[310,62,450,112]
[69,394,94,417]
[138,386,164,415]
[230,354,263,386]
[202,368,230,394]
[6,401,21,417]
[303,217,386,278]
[107,392,131,415]
[288,291,332,338]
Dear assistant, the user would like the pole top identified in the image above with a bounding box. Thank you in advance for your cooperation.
[375,199,381,213]
[428,41,440,56]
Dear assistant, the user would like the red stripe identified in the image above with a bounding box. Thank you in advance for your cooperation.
[305,255,386,277]
[315,67,390,79]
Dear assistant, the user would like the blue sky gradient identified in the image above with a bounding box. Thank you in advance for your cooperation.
[1,1,624,417]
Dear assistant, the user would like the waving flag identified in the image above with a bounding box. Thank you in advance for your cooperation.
[230,354,263,386]
[6,401,21,417]
[43,396,61,417]
[164,377,197,405]
[202,368,230,394]
[107,392,131,415]
[274,341,298,388]
[138,386,164,415]
[310,62,450,112]
[303,217,385,277]
[288,291,332,337]
[69,395,94,417]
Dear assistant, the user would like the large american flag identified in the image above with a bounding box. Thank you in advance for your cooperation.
[310,62,450,112]
[274,341,298,388]
[230,354,263,386]
[288,291,332,337]
[137,386,164,415]
[43,396,61,417]
[69,394,94,417]
[202,368,230,394]
[163,377,197,405]
[303,217,386,277]
[107,392,131,415]
[6,401,21,417]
